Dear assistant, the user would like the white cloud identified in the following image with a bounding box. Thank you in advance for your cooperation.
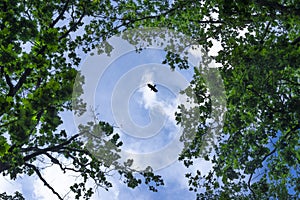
[0,175,22,195]
[188,44,222,68]
[32,165,76,199]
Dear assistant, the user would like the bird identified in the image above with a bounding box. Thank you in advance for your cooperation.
[147,83,158,92]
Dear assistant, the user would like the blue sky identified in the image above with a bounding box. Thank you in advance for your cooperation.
[0,28,224,199]
[1,5,297,198]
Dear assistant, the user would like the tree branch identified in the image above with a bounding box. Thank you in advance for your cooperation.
[247,122,299,199]
[247,173,257,199]
[260,125,299,163]
[23,133,80,162]
[1,66,14,90]
[188,19,224,24]
[6,1,75,97]
[58,10,85,41]
[0,134,80,173]
[246,87,282,114]
[50,0,70,28]
[24,163,63,200]
[44,152,66,172]
[6,41,45,97]
[62,147,90,155]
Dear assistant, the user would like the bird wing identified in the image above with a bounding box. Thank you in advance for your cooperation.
[147,83,158,92]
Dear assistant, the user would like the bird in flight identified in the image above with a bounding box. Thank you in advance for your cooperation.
[147,83,158,92]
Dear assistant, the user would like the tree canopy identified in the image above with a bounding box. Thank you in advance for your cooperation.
[0,0,299,199]
[148,0,299,199]
[0,0,168,199]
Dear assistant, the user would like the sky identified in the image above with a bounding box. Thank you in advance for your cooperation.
[1,18,289,200]
[2,2,297,199]
[0,28,224,199]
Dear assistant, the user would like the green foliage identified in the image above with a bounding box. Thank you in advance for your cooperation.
[1,0,299,199]
[0,0,169,199]
[0,136,9,156]
[140,0,299,199]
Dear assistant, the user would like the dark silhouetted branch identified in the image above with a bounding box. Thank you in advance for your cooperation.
[24,163,63,200]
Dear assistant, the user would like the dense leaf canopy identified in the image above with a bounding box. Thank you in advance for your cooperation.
[148,1,299,199]
[0,0,299,199]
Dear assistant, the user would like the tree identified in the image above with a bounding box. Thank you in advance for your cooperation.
[0,0,171,199]
[1,0,299,199]
[132,0,299,199]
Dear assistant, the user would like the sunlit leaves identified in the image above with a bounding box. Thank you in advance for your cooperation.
[1,0,299,199]
[143,0,300,199]
[0,136,9,156]
[0,0,172,199]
